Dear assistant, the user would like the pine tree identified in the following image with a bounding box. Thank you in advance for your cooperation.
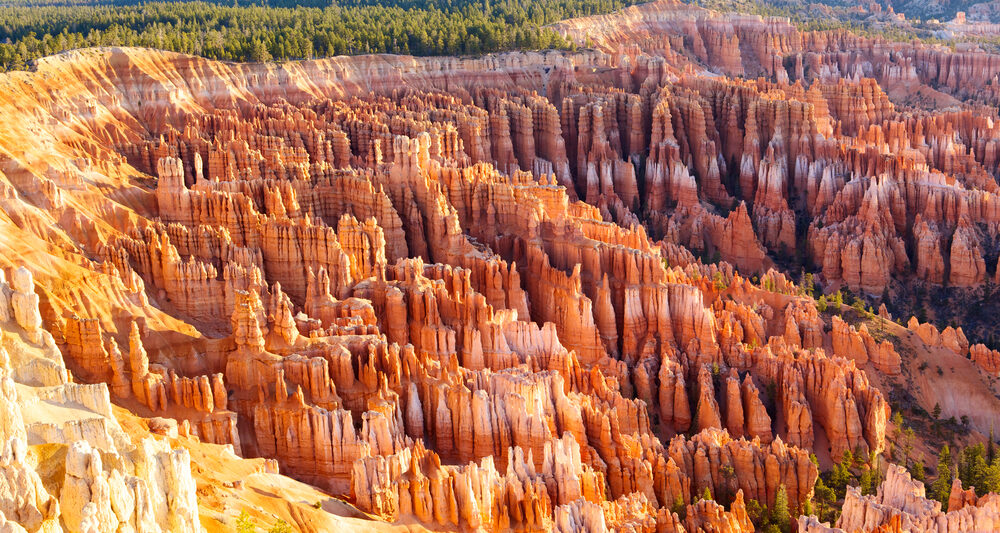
[959,444,987,492]
[842,449,855,467]
[771,484,791,533]
[745,498,766,525]
[982,460,1000,494]
[902,427,915,465]
[989,426,996,464]
[813,477,835,521]
[932,445,953,506]
[859,466,874,495]
[891,411,903,436]
[671,494,686,520]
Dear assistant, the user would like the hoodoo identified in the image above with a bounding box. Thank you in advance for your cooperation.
[1,0,1000,531]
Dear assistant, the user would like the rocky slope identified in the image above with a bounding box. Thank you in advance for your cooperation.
[1,0,1000,531]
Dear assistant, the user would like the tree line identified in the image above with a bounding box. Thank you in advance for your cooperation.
[0,0,644,70]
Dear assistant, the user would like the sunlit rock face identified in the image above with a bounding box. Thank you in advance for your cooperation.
[800,464,1000,533]
[6,0,1000,530]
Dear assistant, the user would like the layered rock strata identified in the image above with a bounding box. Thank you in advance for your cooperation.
[4,0,1000,529]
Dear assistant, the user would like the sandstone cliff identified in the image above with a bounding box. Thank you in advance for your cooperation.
[0,0,999,530]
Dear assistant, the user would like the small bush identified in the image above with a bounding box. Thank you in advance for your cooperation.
[236,511,256,533]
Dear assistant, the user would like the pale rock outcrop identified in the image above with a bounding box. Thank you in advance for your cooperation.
[0,438,58,533]
[60,438,201,533]
[801,464,1000,533]
[9,269,43,346]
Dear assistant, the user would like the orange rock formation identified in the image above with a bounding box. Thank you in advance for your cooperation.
[4,0,1000,530]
